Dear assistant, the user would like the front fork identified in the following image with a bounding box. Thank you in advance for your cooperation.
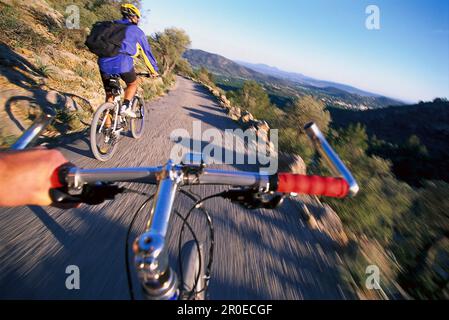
[133,161,183,300]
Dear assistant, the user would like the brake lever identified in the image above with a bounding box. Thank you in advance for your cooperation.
[222,188,285,210]
[50,183,125,206]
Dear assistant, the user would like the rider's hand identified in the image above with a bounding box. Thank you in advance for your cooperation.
[0,149,68,207]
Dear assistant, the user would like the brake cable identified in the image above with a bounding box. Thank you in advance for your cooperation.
[178,191,226,299]
[125,190,155,300]
[174,208,204,300]
[123,185,227,300]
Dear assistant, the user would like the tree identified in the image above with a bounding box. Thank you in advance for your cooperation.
[149,28,191,77]
[324,125,415,244]
[288,95,331,135]
[174,58,193,77]
[230,81,277,122]
[393,180,449,299]
[195,67,214,86]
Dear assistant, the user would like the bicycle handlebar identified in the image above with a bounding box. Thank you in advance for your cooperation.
[136,72,159,78]
[50,164,351,199]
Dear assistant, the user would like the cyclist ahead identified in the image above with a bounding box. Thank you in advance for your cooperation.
[87,4,159,118]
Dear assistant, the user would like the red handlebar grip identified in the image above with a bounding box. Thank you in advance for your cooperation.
[277,173,349,198]
[50,168,63,189]
[50,163,75,189]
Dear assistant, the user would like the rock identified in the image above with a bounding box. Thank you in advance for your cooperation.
[255,120,270,132]
[289,154,307,175]
[278,152,307,174]
[253,120,270,143]
[299,203,319,230]
[220,101,230,110]
[220,94,226,100]
[220,95,231,106]
[64,96,79,112]
[318,204,349,247]
[46,91,81,112]
[46,90,65,108]
[307,213,319,230]
[227,106,241,121]
[240,110,254,123]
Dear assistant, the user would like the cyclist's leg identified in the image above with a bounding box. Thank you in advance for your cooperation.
[121,69,138,105]
[100,72,115,103]
[120,69,138,117]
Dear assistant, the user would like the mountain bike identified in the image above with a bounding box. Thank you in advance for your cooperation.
[90,73,151,162]
[12,111,359,300]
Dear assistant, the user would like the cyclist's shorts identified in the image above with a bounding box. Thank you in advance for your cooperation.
[101,69,137,94]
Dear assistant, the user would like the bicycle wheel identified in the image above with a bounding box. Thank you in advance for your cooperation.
[90,103,119,162]
[130,96,145,139]
[181,240,205,300]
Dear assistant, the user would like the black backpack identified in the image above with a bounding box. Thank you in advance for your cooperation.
[85,21,130,58]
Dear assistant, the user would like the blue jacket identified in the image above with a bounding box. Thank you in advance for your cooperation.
[98,19,159,75]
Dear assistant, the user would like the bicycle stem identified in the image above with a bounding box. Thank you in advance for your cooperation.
[134,160,182,300]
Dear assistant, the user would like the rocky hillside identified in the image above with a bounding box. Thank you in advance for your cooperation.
[184,49,276,81]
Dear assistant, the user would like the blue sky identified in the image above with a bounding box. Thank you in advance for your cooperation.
[141,0,449,102]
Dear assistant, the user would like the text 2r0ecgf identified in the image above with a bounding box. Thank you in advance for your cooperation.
[221,304,273,315]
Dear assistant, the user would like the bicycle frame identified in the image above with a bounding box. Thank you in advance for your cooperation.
[97,72,150,136]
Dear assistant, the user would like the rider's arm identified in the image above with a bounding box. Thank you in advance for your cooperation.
[0,149,68,207]
[136,30,159,75]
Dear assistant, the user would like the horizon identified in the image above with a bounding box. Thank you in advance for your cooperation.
[187,47,407,102]
[142,0,449,102]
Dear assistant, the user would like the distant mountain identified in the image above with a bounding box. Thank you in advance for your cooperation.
[237,61,381,98]
[183,49,269,81]
[184,49,403,109]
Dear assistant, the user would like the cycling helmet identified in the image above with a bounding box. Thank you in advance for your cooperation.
[121,4,141,19]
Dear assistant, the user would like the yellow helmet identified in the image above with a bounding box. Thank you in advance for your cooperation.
[121,3,141,19]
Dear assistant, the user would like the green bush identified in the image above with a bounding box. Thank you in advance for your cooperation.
[35,57,55,78]
[393,181,449,299]
[287,95,331,134]
[323,125,416,244]
[229,80,278,122]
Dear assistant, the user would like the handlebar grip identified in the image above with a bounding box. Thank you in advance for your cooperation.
[50,163,75,189]
[276,173,349,198]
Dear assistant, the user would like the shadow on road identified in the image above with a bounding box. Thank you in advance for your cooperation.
[28,206,70,247]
